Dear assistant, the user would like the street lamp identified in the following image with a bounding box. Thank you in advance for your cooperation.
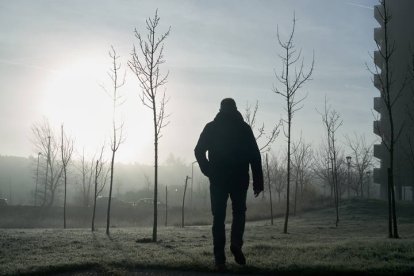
[346,156,352,198]
[35,152,42,206]
[182,175,191,228]
[366,171,371,199]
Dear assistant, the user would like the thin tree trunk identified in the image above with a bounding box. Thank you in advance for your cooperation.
[387,168,393,238]
[381,0,398,239]
[49,185,57,207]
[92,160,99,232]
[61,126,67,229]
[330,158,337,226]
[391,187,398,233]
[63,167,67,228]
[389,115,399,238]
[265,154,274,225]
[360,176,364,198]
[106,151,115,235]
[390,153,399,238]
[153,107,158,242]
[334,161,339,227]
[293,172,299,216]
[284,112,291,234]
[300,171,304,197]
[334,146,339,227]
[35,154,40,206]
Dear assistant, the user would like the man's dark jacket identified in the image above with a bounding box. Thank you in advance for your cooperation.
[194,109,264,191]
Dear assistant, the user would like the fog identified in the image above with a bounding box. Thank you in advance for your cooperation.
[0,0,379,164]
[0,0,411,230]
[1,0,414,274]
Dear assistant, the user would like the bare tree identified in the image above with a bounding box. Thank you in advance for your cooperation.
[313,143,333,197]
[144,173,151,192]
[102,46,125,235]
[31,120,63,207]
[348,170,360,197]
[78,150,95,207]
[292,137,312,216]
[369,0,409,238]
[91,146,109,232]
[336,155,349,199]
[34,152,42,206]
[273,14,314,234]
[320,99,343,227]
[272,154,286,203]
[345,134,373,198]
[244,101,280,153]
[129,10,171,242]
[60,124,74,229]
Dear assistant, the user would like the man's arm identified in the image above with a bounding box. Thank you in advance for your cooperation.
[194,125,211,177]
[247,126,264,196]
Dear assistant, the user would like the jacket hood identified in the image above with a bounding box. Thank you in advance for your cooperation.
[214,110,245,124]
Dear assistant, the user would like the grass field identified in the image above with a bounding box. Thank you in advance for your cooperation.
[1,199,414,275]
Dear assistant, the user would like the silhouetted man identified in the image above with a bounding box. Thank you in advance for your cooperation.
[194,98,263,270]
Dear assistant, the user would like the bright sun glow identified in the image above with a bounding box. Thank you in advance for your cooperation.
[39,57,153,163]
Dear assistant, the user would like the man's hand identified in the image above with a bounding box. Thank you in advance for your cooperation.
[254,189,262,198]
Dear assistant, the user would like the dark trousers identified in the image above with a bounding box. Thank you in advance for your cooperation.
[209,182,248,264]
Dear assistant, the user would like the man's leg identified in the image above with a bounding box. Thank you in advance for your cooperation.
[229,187,248,265]
[210,184,229,265]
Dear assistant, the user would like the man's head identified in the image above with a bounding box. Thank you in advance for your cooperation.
[220,98,237,112]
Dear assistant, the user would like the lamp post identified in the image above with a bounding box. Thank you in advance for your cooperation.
[35,152,42,206]
[346,156,352,198]
[191,161,197,209]
[182,175,191,228]
[366,171,371,199]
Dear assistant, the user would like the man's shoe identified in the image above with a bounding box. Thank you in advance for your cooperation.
[230,246,246,265]
[215,263,227,272]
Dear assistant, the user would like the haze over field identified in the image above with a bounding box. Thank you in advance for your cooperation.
[2,2,414,274]
[0,0,378,164]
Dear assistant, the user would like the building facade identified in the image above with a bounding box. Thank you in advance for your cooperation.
[373,0,414,200]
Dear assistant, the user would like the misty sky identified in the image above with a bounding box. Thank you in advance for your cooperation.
[0,0,379,164]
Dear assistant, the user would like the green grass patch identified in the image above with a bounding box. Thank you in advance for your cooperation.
[0,199,413,275]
